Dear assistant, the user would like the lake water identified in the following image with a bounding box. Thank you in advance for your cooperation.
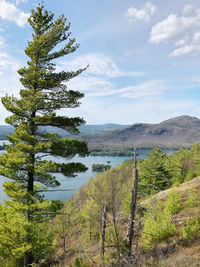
[0,146,174,203]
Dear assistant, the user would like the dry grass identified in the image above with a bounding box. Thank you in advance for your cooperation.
[154,245,200,267]
[142,176,200,203]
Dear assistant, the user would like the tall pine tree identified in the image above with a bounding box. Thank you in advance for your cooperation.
[0,3,89,266]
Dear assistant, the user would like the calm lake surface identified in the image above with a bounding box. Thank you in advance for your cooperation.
[0,145,174,203]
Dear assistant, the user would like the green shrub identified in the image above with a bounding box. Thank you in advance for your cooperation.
[182,218,200,240]
[187,188,198,207]
[171,175,184,186]
[165,189,183,215]
[74,258,90,267]
[0,258,23,267]
[142,204,176,248]
[185,169,196,181]
[195,163,200,176]
[105,226,125,252]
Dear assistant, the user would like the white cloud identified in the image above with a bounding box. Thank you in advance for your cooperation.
[183,4,195,15]
[59,53,143,78]
[125,2,156,22]
[0,53,19,93]
[149,6,200,57]
[149,13,200,44]
[192,76,200,82]
[0,52,19,71]
[193,32,200,42]
[118,80,167,99]
[0,52,21,124]
[60,53,120,77]
[15,0,27,4]
[61,95,195,125]
[0,0,29,27]
[175,36,189,46]
[0,36,5,47]
[61,53,165,99]
[169,31,200,57]
[169,44,200,57]
[67,73,167,99]
[67,75,113,93]
[90,80,166,98]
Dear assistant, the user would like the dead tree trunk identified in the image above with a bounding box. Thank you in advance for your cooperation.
[100,205,107,263]
[89,211,92,240]
[125,147,138,255]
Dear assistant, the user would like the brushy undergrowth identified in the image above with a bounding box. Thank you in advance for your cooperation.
[164,189,183,215]
[186,188,198,207]
[142,203,176,248]
[182,217,200,240]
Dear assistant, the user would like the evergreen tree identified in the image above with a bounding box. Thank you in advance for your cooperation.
[139,148,171,194]
[0,3,89,265]
[166,147,191,185]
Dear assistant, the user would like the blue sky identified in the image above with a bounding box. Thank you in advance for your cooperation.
[0,0,200,125]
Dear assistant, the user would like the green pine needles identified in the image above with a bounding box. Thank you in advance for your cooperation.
[0,2,89,197]
[0,3,89,265]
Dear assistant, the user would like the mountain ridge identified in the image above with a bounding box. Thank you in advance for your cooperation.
[0,123,129,140]
[78,115,200,147]
[1,115,200,147]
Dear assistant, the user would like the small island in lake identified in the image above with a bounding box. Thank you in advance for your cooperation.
[92,163,111,172]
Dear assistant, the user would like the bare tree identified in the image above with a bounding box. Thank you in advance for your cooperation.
[100,205,107,266]
[125,147,139,255]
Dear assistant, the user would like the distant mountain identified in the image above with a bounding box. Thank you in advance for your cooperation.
[39,123,130,137]
[78,115,200,148]
[0,125,14,140]
[2,116,200,148]
[0,123,129,139]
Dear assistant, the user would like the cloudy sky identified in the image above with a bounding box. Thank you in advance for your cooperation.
[0,0,200,125]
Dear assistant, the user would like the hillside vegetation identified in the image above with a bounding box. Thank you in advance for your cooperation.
[52,144,200,266]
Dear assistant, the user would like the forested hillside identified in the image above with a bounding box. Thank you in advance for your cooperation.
[50,144,200,266]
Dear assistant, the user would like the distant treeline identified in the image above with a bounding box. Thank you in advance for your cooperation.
[90,145,134,156]
[89,145,178,157]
